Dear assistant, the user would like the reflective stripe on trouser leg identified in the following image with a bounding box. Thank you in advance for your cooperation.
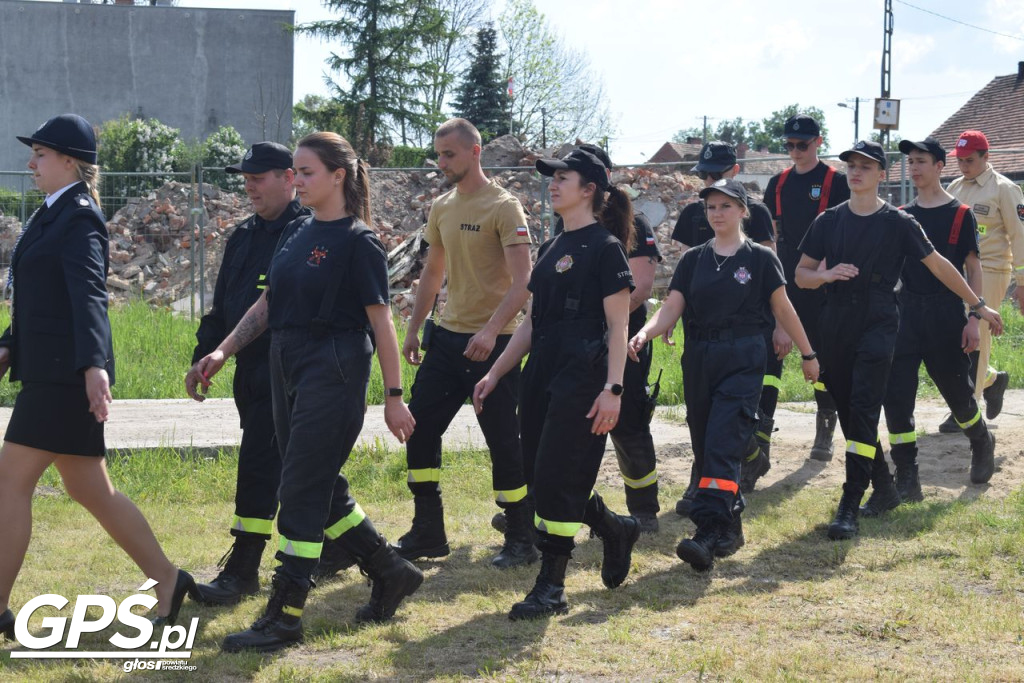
[231,515,274,536]
[846,440,878,458]
[957,409,982,430]
[623,469,657,489]
[699,477,739,494]
[408,468,441,484]
[535,514,582,538]
[278,536,322,559]
[323,503,367,540]
[762,374,782,390]
[813,381,827,392]
[495,485,528,504]
[887,431,916,445]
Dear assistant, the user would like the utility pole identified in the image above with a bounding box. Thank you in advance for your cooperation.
[880,0,893,149]
[837,97,862,144]
[541,108,547,149]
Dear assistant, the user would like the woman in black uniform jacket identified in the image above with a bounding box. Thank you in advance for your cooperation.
[474,149,639,620]
[0,115,195,638]
[191,133,420,652]
[630,179,819,572]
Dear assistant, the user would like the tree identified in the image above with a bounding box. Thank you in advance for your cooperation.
[672,105,832,153]
[296,0,448,156]
[418,0,489,145]
[452,26,510,143]
[292,95,349,141]
[498,0,614,148]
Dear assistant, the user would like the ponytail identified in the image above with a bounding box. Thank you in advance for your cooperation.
[346,158,372,226]
[75,160,102,210]
[592,185,635,253]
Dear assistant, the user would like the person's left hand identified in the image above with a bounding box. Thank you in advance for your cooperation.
[979,306,1004,336]
[773,326,793,360]
[464,328,497,362]
[961,317,981,353]
[586,389,620,435]
[85,366,112,422]
[384,400,415,443]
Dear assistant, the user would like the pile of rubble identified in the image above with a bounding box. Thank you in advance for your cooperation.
[1,135,732,313]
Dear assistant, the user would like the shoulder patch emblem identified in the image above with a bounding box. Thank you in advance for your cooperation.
[809,185,822,200]
[555,254,573,273]
[78,198,89,206]
[516,225,528,237]
[733,266,751,284]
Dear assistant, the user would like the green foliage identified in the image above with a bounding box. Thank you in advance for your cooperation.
[296,0,450,155]
[0,187,44,221]
[292,94,349,141]
[201,125,248,192]
[387,145,431,168]
[673,104,832,153]
[97,114,182,175]
[452,25,510,143]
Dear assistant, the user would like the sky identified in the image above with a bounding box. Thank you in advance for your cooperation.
[42,0,1024,162]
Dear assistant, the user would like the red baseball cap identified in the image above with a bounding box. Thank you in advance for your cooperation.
[954,130,989,158]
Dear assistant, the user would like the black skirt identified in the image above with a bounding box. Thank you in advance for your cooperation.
[4,382,105,457]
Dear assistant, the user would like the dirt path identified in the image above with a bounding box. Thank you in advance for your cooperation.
[4,391,1021,498]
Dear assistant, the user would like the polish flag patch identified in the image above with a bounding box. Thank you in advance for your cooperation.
[516,225,528,237]
[645,235,655,245]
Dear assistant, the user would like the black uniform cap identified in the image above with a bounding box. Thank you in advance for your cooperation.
[839,140,888,170]
[17,114,97,164]
[898,137,946,164]
[577,143,612,170]
[693,141,737,173]
[783,114,821,141]
[536,149,610,190]
[698,178,748,206]
[226,142,294,174]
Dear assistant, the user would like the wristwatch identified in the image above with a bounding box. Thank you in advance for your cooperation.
[604,383,623,396]
[801,351,818,361]
[969,297,986,312]
[968,311,982,320]
[386,387,403,397]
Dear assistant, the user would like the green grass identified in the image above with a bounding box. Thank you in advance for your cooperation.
[0,299,1020,406]
[2,445,1023,680]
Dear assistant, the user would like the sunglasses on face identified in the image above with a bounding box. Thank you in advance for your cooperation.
[784,141,813,152]
[696,170,725,181]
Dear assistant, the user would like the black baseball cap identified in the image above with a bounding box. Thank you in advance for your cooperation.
[839,140,888,169]
[536,149,610,190]
[898,137,946,164]
[17,114,97,164]
[698,178,748,206]
[693,141,737,173]
[226,142,293,174]
[577,143,612,170]
[783,114,821,141]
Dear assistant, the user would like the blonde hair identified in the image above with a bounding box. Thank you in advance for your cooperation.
[74,159,101,209]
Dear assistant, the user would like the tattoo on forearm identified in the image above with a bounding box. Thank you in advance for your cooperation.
[231,306,268,351]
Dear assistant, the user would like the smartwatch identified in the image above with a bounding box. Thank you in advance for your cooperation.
[969,297,986,312]
[386,387,403,398]
[604,383,624,396]
[801,351,818,361]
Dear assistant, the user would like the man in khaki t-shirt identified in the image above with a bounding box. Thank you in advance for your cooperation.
[396,118,535,569]
[948,130,1024,421]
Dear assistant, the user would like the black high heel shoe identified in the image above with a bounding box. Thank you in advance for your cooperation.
[1,609,14,640]
[151,570,198,627]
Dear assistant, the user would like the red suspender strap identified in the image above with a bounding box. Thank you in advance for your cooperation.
[818,166,836,214]
[949,203,969,246]
[774,167,791,219]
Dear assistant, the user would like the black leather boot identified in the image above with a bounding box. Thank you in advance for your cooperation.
[675,459,701,516]
[625,482,660,534]
[394,495,450,561]
[938,413,960,434]
[676,520,722,572]
[810,410,837,461]
[827,490,861,540]
[354,541,424,624]
[194,534,265,606]
[589,507,640,589]
[0,609,14,640]
[714,496,745,557]
[983,371,1009,420]
[311,536,358,582]
[221,573,308,653]
[740,435,771,494]
[859,474,901,517]
[491,501,539,569]
[969,431,996,484]
[891,443,923,503]
[508,552,570,621]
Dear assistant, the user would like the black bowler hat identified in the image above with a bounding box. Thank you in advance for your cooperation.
[577,143,612,170]
[226,142,294,174]
[536,149,610,190]
[693,141,737,173]
[840,140,888,169]
[17,114,97,164]
[783,114,821,140]
[898,137,946,164]
[698,178,748,206]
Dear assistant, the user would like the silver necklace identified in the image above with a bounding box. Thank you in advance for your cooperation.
[711,239,734,271]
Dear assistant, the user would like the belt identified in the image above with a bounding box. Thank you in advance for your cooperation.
[686,324,764,342]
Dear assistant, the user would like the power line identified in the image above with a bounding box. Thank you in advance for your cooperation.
[894,0,1024,42]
